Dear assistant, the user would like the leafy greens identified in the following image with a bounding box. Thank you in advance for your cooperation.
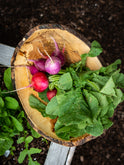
[29,40,124,140]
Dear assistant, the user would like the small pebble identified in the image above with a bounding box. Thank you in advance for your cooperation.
[117,158,120,161]
[80,155,84,162]
[40,13,43,17]
[22,38,26,42]
[4,150,10,157]
[106,154,110,159]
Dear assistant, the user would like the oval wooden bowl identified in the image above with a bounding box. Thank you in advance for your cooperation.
[11,24,102,147]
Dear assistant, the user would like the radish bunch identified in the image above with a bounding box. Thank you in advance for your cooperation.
[30,37,65,75]
[2,38,65,101]
[27,38,65,99]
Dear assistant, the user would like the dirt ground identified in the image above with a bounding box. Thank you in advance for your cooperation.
[0,0,124,165]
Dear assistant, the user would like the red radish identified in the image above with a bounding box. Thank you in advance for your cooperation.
[51,37,65,66]
[47,89,57,100]
[2,72,49,94]
[45,56,61,75]
[31,72,49,92]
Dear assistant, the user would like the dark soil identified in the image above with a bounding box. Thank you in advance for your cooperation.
[0,0,124,165]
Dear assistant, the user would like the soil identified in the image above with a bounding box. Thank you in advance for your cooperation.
[0,0,124,165]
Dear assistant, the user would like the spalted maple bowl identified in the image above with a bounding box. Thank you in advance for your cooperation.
[11,24,102,147]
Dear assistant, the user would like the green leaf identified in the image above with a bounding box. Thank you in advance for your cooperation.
[83,90,100,119]
[30,128,41,138]
[113,89,123,108]
[28,148,41,155]
[29,94,46,110]
[55,123,86,140]
[101,117,113,129]
[0,137,13,156]
[101,59,121,75]
[112,70,124,88]
[18,149,28,164]
[88,40,103,57]
[10,116,24,132]
[85,119,103,136]
[86,80,100,92]
[58,72,73,90]
[91,91,109,117]
[68,67,83,88]
[46,96,59,117]
[25,136,33,144]
[0,97,4,109]
[100,77,116,96]
[3,68,13,90]
[92,74,109,88]
[80,53,88,67]
[4,97,20,110]
[17,137,25,144]
[28,157,40,165]
[38,89,49,103]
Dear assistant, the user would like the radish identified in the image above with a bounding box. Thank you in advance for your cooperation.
[45,56,61,75]
[28,59,46,72]
[44,50,61,75]
[27,65,39,75]
[31,72,49,92]
[47,89,57,100]
[51,37,65,66]
[2,72,49,93]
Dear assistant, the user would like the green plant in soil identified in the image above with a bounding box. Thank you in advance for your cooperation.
[17,136,41,165]
[0,68,46,164]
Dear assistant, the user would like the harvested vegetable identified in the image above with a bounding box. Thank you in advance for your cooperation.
[47,89,57,100]
[28,40,123,140]
[27,65,39,75]
[45,56,61,75]
[28,59,46,72]
[51,37,65,66]
[31,72,49,92]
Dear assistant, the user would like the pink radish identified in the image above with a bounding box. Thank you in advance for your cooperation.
[45,56,61,75]
[44,50,61,75]
[47,89,57,100]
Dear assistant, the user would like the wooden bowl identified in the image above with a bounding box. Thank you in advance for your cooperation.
[11,24,102,147]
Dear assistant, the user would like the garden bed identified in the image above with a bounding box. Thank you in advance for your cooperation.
[0,0,124,164]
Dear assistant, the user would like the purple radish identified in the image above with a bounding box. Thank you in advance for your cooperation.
[28,59,46,72]
[27,65,39,75]
[44,50,61,75]
[51,37,65,66]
